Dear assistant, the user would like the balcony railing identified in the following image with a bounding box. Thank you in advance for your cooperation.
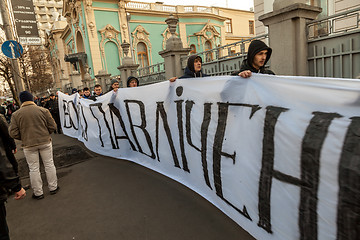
[126,1,220,15]
[306,7,360,40]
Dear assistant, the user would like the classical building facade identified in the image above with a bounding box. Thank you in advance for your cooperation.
[46,0,254,91]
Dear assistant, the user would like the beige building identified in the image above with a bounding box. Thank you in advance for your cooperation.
[255,0,360,36]
[219,7,255,45]
[33,0,64,44]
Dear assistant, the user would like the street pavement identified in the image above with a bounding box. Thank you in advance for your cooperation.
[6,133,255,240]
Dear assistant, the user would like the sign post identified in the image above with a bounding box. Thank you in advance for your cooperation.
[10,0,41,45]
[1,40,24,59]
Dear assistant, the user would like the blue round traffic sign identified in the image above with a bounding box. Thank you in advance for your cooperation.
[1,40,23,59]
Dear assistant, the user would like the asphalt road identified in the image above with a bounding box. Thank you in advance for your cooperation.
[6,134,255,240]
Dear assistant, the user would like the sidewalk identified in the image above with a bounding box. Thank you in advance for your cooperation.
[6,134,255,240]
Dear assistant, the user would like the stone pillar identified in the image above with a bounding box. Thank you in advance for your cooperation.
[69,71,82,89]
[259,1,321,76]
[95,69,111,90]
[118,41,139,88]
[159,14,191,80]
[81,71,92,88]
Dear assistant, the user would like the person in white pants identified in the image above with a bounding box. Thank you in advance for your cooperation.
[9,91,60,200]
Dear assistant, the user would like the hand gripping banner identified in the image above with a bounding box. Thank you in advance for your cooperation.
[58,74,360,240]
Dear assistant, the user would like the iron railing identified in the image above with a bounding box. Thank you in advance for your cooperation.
[306,7,360,40]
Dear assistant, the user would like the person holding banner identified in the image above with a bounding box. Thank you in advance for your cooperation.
[108,79,120,92]
[233,40,275,78]
[93,84,104,98]
[127,76,139,87]
[8,91,59,200]
[169,55,209,82]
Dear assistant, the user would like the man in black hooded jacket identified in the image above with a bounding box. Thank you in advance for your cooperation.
[232,40,275,78]
[0,115,26,239]
[169,55,209,82]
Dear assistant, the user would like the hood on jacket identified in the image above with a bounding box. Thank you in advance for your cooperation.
[127,76,139,87]
[187,55,202,73]
[246,40,272,68]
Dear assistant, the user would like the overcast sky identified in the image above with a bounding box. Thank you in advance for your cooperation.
[139,0,254,11]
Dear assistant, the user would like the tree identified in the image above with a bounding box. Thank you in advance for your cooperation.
[19,46,54,93]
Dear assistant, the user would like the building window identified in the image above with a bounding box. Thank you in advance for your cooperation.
[225,19,232,33]
[190,44,196,54]
[249,20,254,35]
[205,41,212,62]
[137,42,149,68]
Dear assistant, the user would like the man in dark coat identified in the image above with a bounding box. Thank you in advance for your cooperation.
[169,55,209,82]
[232,40,275,78]
[0,115,26,239]
[45,94,62,134]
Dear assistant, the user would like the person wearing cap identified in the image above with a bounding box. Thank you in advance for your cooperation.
[233,40,275,78]
[109,79,120,92]
[169,55,209,82]
[71,88,78,95]
[9,91,59,200]
[127,76,139,87]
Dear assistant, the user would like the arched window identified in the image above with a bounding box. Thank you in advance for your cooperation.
[137,42,149,68]
[190,44,196,54]
[205,41,212,62]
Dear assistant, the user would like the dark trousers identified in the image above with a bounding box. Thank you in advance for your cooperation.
[0,202,9,240]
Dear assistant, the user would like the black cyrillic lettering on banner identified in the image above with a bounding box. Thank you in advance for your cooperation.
[185,100,212,189]
[299,112,341,240]
[79,104,88,141]
[213,102,261,220]
[337,117,360,240]
[258,106,289,233]
[258,108,341,238]
[90,103,117,149]
[89,103,105,147]
[155,101,180,167]
[124,100,155,159]
[62,100,79,130]
[175,100,189,172]
[108,103,136,151]
[62,100,71,128]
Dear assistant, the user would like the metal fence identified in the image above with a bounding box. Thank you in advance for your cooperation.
[307,7,360,78]
[134,34,269,85]
[187,34,269,76]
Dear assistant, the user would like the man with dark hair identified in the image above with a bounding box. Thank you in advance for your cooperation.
[233,40,275,78]
[0,115,26,239]
[82,87,92,99]
[9,91,59,200]
[93,84,103,97]
[45,93,61,134]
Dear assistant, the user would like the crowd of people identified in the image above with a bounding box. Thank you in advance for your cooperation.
[0,40,274,239]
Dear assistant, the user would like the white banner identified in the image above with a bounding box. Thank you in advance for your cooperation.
[58,75,360,240]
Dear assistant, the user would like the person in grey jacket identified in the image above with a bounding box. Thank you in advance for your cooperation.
[9,91,59,200]
[0,115,26,239]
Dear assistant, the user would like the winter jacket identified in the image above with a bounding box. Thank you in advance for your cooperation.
[179,55,210,79]
[232,40,275,75]
[9,101,56,148]
[0,115,21,202]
